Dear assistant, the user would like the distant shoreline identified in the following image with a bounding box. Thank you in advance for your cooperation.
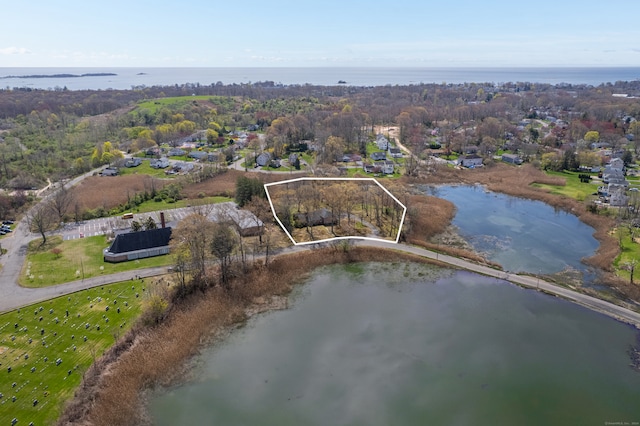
[0,72,117,79]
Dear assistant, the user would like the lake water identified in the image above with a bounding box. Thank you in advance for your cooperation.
[1,67,639,90]
[149,264,640,425]
[424,185,599,275]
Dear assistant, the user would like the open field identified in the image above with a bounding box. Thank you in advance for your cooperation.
[20,236,172,287]
[0,278,148,426]
[613,226,640,283]
[72,175,169,212]
[135,95,235,114]
[118,161,180,179]
[531,170,600,201]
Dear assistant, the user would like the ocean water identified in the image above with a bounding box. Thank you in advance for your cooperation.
[1,67,639,90]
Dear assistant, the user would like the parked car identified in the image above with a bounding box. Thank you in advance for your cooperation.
[2,220,14,225]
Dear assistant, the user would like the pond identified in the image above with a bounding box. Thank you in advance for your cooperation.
[149,264,640,425]
[424,185,599,275]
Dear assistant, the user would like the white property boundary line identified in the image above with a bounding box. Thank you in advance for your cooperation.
[264,177,407,246]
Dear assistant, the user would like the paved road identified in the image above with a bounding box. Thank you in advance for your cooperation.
[362,240,640,328]
[2,234,640,329]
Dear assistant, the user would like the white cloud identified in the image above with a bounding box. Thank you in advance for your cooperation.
[0,47,30,55]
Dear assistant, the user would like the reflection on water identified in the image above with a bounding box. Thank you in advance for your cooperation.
[149,264,640,425]
[423,185,599,275]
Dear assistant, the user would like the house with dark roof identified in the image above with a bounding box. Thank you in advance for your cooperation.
[460,154,483,168]
[124,158,142,167]
[103,227,172,263]
[100,167,119,176]
[188,150,209,161]
[150,157,170,169]
[256,152,271,167]
[501,153,522,165]
[294,208,338,228]
[389,148,403,158]
[370,151,387,161]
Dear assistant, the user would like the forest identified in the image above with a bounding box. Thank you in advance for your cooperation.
[1,78,640,223]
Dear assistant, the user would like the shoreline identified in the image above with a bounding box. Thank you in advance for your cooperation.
[56,247,442,425]
[57,244,640,425]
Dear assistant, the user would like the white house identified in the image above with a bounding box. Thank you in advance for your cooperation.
[460,155,483,168]
[376,134,389,151]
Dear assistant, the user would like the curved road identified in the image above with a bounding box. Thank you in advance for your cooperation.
[1,233,640,328]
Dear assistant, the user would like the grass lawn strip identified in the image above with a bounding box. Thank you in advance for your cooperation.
[0,278,149,425]
[124,195,232,215]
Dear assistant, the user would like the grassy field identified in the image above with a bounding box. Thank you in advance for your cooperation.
[20,236,172,287]
[613,226,640,282]
[117,160,178,179]
[135,95,235,114]
[123,195,232,215]
[531,170,600,201]
[0,278,149,425]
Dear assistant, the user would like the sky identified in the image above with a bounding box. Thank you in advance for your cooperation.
[2,0,639,68]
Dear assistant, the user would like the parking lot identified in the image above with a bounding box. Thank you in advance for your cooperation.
[60,203,238,240]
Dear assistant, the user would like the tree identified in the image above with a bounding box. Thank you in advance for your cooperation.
[131,220,142,232]
[584,130,600,143]
[321,136,345,164]
[210,222,237,287]
[562,149,579,171]
[49,183,75,223]
[206,128,219,144]
[245,197,273,244]
[170,213,215,285]
[235,176,265,207]
[27,203,56,246]
[143,216,157,230]
[623,259,638,284]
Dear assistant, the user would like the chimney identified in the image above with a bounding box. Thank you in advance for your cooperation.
[160,212,166,229]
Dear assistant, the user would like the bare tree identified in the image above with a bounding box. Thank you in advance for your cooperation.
[170,213,215,285]
[49,183,75,223]
[210,222,237,287]
[27,203,56,246]
[623,259,638,284]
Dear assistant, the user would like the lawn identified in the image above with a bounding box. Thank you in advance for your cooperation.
[135,95,235,114]
[0,278,150,425]
[531,170,600,201]
[613,226,640,282]
[118,160,178,179]
[125,195,232,215]
[20,236,172,287]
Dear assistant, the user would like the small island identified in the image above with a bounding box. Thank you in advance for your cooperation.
[0,72,117,79]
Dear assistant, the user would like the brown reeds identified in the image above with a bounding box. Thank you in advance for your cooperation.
[72,175,169,211]
[57,247,437,426]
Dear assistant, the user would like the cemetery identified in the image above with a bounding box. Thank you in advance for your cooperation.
[0,278,149,425]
